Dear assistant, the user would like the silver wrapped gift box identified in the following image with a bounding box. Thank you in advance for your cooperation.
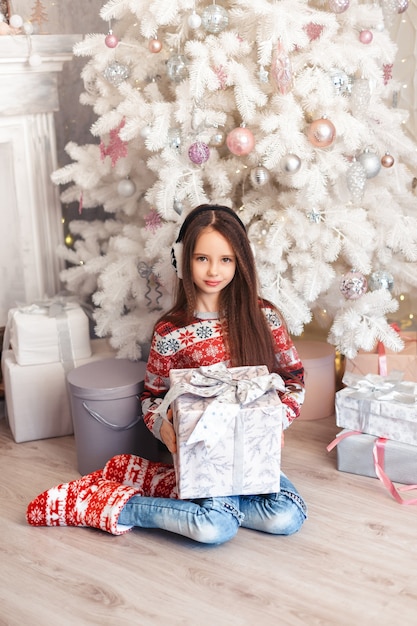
[332,429,417,485]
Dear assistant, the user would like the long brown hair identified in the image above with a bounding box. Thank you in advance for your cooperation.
[164,204,279,372]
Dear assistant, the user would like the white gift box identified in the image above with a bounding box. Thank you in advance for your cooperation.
[164,364,284,499]
[335,372,417,446]
[7,300,91,366]
[331,429,417,485]
[1,338,116,443]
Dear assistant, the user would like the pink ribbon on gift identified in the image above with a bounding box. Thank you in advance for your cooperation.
[377,323,401,377]
[377,323,417,378]
[327,431,417,505]
[373,438,417,506]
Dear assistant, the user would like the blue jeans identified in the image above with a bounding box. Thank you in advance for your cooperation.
[118,472,307,544]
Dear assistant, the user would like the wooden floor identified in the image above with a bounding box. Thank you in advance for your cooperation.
[1,403,417,626]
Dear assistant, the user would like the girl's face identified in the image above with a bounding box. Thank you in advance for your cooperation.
[191,227,236,309]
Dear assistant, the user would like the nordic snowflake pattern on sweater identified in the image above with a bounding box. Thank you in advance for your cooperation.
[142,304,304,438]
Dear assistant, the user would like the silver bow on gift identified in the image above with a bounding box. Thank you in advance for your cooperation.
[343,371,417,405]
[155,363,286,448]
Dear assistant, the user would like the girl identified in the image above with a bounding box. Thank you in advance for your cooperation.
[27,204,307,544]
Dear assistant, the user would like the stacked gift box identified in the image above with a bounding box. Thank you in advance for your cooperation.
[332,332,417,498]
[1,300,116,443]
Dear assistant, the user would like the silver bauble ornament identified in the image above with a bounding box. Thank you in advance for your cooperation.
[368,270,394,292]
[173,198,184,215]
[140,125,151,140]
[201,5,229,34]
[330,68,353,96]
[358,150,381,179]
[209,129,226,148]
[103,62,130,86]
[280,154,302,173]
[166,54,188,82]
[250,166,270,187]
[167,128,182,150]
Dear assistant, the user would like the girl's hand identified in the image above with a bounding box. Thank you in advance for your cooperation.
[160,408,177,454]
[281,432,285,448]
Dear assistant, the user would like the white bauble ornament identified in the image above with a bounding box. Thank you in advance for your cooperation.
[23,21,34,35]
[188,11,202,29]
[350,78,371,116]
[28,53,42,67]
[347,159,367,202]
[117,179,136,197]
[9,14,23,28]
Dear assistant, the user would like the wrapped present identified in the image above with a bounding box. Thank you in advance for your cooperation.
[345,331,417,382]
[328,429,417,485]
[156,363,284,499]
[1,338,116,443]
[335,371,417,446]
[5,298,91,367]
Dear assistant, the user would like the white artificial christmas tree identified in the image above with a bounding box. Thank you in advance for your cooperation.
[52,0,417,360]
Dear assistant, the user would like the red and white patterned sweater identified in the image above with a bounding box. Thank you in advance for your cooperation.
[141,304,305,440]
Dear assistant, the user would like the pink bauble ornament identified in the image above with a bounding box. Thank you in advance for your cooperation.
[381,152,395,168]
[148,38,162,53]
[340,271,368,300]
[329,0,350,13]
[188,141,210,165]
[359,30,373,44]
[307,118,336,148]
[105,32,119,48]
[226,127,255,156]
[396,0,409,13]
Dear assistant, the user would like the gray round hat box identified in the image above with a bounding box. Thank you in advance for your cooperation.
[67,357,168,475]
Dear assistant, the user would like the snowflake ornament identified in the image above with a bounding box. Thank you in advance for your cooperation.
[100,120,128,167]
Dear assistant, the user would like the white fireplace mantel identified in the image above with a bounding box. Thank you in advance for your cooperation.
[0,34,81,326]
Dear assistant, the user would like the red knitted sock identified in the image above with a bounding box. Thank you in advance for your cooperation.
[103,454,178,499]
[26,473,140,535]
[26,469,103,528]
